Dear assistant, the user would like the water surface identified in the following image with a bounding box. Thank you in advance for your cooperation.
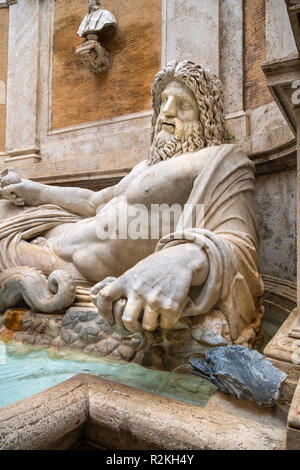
[0,343,216,409]
[0,315,283,409]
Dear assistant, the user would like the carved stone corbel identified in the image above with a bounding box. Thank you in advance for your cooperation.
[75,39,109,74]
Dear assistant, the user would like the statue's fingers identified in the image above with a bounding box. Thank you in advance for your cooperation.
[1,186,17,199]
[113,298,130,335]
[14,198,25,206]
[95,295,114,325]
[122,296,143,333]
[0,168,21,187]
[93,280,125,326]
[160,308,181,330]
[1,182,19,192]
[157,291,180,313]
[90,276,117,299]
[142,305,159,331]
[100,280,124,302]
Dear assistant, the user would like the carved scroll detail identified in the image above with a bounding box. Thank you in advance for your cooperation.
[0,267,75,314]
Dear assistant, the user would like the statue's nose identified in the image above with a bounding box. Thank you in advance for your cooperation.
[162,96,176,117]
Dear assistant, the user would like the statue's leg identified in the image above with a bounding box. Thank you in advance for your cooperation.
[13,240,87,284]
[0,203,87,313]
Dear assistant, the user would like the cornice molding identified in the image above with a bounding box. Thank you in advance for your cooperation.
[249,138,297,174]
[0,0,17,8]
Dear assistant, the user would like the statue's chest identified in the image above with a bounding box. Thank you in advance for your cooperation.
[125,157,201,206]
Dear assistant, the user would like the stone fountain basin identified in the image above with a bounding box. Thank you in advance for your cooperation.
[0,373,287,450]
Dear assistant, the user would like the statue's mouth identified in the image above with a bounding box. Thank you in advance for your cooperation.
[161,122,175,134]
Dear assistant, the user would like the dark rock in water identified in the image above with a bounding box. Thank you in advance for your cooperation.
[190,345,287,407]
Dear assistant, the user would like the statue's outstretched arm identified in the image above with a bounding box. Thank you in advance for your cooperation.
[0,177,116,217]
[0,161,147,218]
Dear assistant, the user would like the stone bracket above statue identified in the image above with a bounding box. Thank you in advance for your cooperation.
[76,0,118,74]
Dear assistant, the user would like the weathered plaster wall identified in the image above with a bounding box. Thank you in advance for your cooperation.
[1,0,155,185]
[5,0,40,154]
[241,0,296,153]
[220,0,243,116]
[266,0,297,62]
[0,7,8,152]
[255,169,297,283]
[297,108,300,303]
[162,0,219,75]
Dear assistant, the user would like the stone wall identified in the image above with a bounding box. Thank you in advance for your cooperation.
[0,0,296,180]
[243,0,272,110]
[255,169,297,283]
[52,0,161,130]
[0,7,8,152]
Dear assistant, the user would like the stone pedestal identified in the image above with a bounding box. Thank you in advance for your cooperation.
[264,309,300,404]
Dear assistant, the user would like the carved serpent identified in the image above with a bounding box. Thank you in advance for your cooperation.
[0,266,75,314]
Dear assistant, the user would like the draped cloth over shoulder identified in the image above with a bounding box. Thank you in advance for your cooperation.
[77,7,117,38]
[156,144,264,342]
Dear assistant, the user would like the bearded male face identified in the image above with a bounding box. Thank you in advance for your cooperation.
[148,80,205,164]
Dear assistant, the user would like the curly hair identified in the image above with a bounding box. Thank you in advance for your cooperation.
[151,60,226,147]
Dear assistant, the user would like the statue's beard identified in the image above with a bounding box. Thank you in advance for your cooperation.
[148,117,205,165]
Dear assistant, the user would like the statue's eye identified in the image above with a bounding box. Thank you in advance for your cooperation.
[178,99,192,109]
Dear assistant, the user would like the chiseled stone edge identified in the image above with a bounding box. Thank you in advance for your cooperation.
[286,377,300,449]
[0,378,88,450]
[0,373,286,450]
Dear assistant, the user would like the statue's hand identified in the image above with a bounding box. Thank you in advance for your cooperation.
[91,245,208,333]
[0,176,40,207]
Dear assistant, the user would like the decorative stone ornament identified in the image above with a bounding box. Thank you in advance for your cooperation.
[76,0,117,74]
[75,39,109,74]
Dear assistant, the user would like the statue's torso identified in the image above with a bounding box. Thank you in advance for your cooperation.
[49,148,216,282]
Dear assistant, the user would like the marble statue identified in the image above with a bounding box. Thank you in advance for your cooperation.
[76,0,118,74]
[77,0,117,39]
[0,61,264,363]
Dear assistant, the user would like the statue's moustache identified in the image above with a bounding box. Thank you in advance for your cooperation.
[157,117,185,142]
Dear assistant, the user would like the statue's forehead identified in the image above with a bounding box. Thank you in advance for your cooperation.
[161,80,197,103]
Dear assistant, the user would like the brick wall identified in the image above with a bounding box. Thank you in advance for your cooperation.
[52,0,161,130]
[243,0,272,109]
[0,7,8,151]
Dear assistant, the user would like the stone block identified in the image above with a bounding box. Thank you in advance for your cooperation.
[286,377,300,449]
